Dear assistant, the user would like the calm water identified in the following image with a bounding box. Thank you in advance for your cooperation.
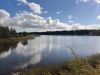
[0,35,100,74]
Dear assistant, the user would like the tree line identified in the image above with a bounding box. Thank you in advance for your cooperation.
[32,30,100,36]
[0,25,27,39]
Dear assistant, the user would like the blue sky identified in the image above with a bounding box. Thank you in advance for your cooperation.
[0,0,100,32]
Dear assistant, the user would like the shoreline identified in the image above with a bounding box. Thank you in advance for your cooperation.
[12,54,100,75]
[0,35,34,43]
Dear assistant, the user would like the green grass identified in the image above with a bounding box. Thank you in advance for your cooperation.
[12,54,100,75]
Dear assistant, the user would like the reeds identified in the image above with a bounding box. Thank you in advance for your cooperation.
[15,48,100,75]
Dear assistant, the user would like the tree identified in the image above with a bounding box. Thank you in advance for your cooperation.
[0,25,17,38]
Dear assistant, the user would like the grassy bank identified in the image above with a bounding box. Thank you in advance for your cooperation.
[13,54,100,75]
[0,35,34,43]
[0,35,34,53]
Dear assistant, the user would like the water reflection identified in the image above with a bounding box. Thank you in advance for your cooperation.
[0,39,28,53]
[0,39,28,74]
[0,36,100,74]
[21,40,28,46]
[0,41,18,53]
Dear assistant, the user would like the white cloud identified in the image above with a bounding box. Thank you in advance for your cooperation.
[69,20,74,23]
[18,0,27,4]
[68,15,73,19]
[0,9,10,24]
[2,10,67,30]
[27,2,42,14]
[94,0,100,4]
[57,12,60,14]
[81,0,90,2]
[76,0,100,4]
[97,15,100,20]
[67,15,78,20]
[0,9,10,19]
[57,11,62,14]
[76,0,90,4]
[1,9,100,32]
[43,11,48,14]
[17,0,42,14]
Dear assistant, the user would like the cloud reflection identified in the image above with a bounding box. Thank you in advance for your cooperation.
[0,36,100,74]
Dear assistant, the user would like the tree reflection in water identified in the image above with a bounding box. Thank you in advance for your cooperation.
[20,40,28,46]
[0,39,28,53]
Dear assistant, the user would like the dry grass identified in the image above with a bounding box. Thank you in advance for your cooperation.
[12,54,100,75]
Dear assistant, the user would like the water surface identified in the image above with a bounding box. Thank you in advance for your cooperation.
[0,35,100,74]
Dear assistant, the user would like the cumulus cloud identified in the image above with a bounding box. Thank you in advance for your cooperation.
[1,10,67,30]
[1,9,100,32]
[0,9,10,24]
[18,0,42,14]
[27,2,42,14]
[97,15,100,20]
[0,9,10,19]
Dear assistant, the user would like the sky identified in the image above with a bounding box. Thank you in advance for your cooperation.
[0,0,100,32]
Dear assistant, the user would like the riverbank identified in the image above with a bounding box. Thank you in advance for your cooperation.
[12,54,100,75]
[0,35,34,43]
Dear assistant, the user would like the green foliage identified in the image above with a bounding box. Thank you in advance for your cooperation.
[19,31,27,36]
[0,25,17,38]
[10,28,17,37]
